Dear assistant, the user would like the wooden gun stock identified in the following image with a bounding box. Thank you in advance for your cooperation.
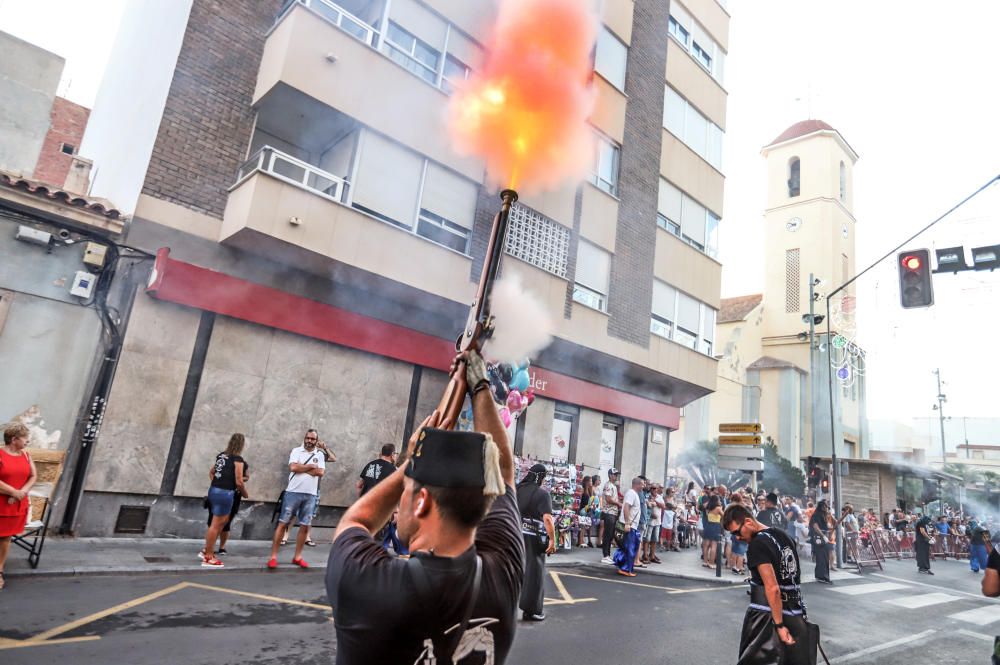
[427,189,518,430]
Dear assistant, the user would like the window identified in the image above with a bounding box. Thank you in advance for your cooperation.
[595,27,628,90]
[383,22,440,84]
[840,161,847,202]
[663,86,724,171]
[353,130,424,227]
[657,178,721,257]
[551,407,576,462]
[788,157,800,197]
[505,203,570,278]
[701,306,716,356]
[785,248,800,313]
[668,2,726,83]
[650,280,716,356]
[590,135,620,196]
[417,162,477,253]
[651,280,676,339]
[60,143,75,155]
[676,291,700,349]
[441,54,470,95]
[668,16,690,46]
[692,41,712,69]
[573,241,611,312]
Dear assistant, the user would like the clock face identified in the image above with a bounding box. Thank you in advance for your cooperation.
[786,217,802,232]
[842,225,849,239]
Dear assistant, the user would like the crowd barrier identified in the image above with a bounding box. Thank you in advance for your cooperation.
[848,528,970,573]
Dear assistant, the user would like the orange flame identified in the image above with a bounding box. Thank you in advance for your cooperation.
[448,0,599,193]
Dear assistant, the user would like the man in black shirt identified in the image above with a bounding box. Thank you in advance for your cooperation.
[326,350,523,665]
[724,503,814,665]
[756,493,787,531]
[914,512,934,575]
[516,463,556,621]
[357,444,398,496]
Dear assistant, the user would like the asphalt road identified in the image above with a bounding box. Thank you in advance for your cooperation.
[2,557,998,664]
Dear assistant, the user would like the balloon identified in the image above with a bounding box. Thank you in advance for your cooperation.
[512,368,530,392]
[498,363,514,384]
[524,388,536,405]
[507,390,522,413]
[520,393,530,411]
[499,407,512,428]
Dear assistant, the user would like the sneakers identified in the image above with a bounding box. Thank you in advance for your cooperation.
[198,550,206,562]
[217,548,227,556]
[201,557,224,568]
[267,557,278,570]
[522,612,546,622]
[601,556,614,565]
[291,557,310,569]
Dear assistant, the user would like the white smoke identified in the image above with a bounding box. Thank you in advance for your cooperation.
[487,273,553,364]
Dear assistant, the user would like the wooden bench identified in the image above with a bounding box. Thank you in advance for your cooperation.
[11,448,65,568]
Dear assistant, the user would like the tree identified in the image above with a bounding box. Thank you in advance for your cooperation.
[760,439,806,498]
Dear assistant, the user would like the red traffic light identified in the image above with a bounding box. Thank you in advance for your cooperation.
[902,255,922,270]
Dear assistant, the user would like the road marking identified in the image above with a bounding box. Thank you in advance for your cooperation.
[185,582,332,611]
[29,582,192,642]
[873,572,1000,602]
[543,571,596,606]
[0,636,102,651]
[883,592,962,608]
[831,582,910,596]
[957,628,995,642]
[948,606,1000,626]
[554,570,730,594]
[828,629,936,663]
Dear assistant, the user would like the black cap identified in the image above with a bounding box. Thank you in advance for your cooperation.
[405,428,488,489]
[766,492,779,504]
[528,463,548,475]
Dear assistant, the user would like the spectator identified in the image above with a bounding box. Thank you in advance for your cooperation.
[661,501,678,552]
[783,496,801,541]
[358,444,400,552]
[200,433,248,568]
[935,515,950,537]
[702,495,723,568]
[757,493,787,531]
[591,475,603,546]
[204,451,250,557]
[793,513,810,554]
[643,484,664,564]
[969,520,989,573]
[517,463,556,621]
[809,500,834,584]
[685,481,698,504]
[303,435,335,547]
[635,477,650,568]
[577,475,598,547]
[613,477,643,577]
[599,469,621,564]
[267,431,326,569]
[0,424,36,591]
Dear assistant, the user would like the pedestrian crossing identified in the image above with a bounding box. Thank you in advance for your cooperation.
[816,574,1000,626]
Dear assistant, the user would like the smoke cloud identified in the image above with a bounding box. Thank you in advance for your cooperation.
[448,0,599,193]
[487,272,553,364]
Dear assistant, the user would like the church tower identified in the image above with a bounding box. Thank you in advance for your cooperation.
[760,119,859,350]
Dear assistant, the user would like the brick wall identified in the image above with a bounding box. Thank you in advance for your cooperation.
[34,97,90,188]
[841,463,882,513]
[606,0,670,347]
[141,0,283,219]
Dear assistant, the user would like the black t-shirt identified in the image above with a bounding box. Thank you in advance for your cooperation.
[326,486,524,665]
[516,482,553,521]
[747,528,801,588]
[210,453,245,491]
[915,516,933,542]
[809,511,830,537]
[757,507,787,531]
[359,459,397,496]
[987,547,1000,572]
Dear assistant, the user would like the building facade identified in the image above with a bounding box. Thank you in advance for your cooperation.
[73,0,730,537]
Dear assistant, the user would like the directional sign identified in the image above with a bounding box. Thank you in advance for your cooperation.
[718,445,764,458]
[718,458,764,472]
[719,435,762,446]
[720,423,762,434]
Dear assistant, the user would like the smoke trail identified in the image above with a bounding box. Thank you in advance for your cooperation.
[447,0,599,193]
[487,272,553,363]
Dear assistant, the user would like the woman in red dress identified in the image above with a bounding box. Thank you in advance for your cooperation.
[0,423,37,591]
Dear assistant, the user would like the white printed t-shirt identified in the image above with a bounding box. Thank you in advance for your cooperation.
[286,446,326,496]
[662,509,676,530]
[619,488,641,531]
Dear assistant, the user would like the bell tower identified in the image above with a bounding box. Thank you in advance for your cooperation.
[760,119,859,349]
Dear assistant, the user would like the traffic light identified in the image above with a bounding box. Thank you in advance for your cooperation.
[820,472,830,492]
[806,456,820,489]
[897,249,934,308]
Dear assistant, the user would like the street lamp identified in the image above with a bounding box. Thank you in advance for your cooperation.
[933,369,947,466]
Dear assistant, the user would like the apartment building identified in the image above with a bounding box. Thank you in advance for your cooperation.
[73,0,729,537]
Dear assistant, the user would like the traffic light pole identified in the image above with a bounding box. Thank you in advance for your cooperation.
[823,174,999,570]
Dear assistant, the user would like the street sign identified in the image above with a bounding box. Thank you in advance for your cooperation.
[718,435,762,445]
[720,423,762,433]
[718,458,764,472]
[718,445,764,458]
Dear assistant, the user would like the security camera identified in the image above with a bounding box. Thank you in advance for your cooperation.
[58,229,72,240]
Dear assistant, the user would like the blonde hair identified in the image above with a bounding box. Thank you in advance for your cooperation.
[4,423,29,445]
[224,433,246,457]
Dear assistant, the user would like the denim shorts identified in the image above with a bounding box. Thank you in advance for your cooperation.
[732,538,749,555]
[207,486,235,517]
[279,491,317,526]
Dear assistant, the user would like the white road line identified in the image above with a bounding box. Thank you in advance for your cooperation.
[873,572,1000,602]
[957,628,995,642]
[829,629,936,663]
[831,582,910,596]
[883,592,962,609]
[948,605,1000,626]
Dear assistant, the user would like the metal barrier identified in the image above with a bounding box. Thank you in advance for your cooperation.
[845,532,883,573]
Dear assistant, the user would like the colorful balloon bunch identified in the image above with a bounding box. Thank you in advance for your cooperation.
[487,360,536,427]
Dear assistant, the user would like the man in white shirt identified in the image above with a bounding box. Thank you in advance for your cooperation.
[267,430,327,569]
[613,477,643,577]
[599,469,621,564]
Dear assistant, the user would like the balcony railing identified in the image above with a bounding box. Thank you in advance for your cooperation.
[283,0,379,47]
[235,146,351,205]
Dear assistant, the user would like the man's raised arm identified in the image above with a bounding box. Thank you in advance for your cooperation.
[467,351,515,488]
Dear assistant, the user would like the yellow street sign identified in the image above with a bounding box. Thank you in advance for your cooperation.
[718,435,762,445]
[719,423,762,434]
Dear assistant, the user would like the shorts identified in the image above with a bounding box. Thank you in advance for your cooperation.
[207,486,235,517]
[732,538,749,555]
[643,524,660,543]
[704,522,722,541]
[661,528,674,542]
[207,493,242,531]
[279,491,317,526]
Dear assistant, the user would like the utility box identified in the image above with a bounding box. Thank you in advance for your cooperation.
[83,242,107,268]
[70,270,96,298]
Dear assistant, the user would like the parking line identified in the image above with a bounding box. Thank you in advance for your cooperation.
[0,636,102,651]
[184,582,332,611]
[873,572,1000,602]
[958,628,994,642]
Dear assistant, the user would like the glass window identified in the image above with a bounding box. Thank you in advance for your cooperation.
[658,178,683,226]
[383,22,440,84]
[705,211,720,259]
[701,305,716,355]
[692,42,712,70]
[591,135,620,196]
[677,291,700,333]
[680,195,706,249]
[663,86,686,138]
[708,124,724,170]
[352,130,423,227]
[789,158,801,197]
[595,27,628,90]
[574,241,611,311]
[840,161,847,201]
[420,161,477,230]
[652,280,677,321]
[441,55,470,95]
[668,16,689,46]
[551,409,574,462]
[684,105,709,156]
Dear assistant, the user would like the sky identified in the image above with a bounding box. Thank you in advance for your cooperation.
[2,0,997,439]
[720,0,1000,432]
